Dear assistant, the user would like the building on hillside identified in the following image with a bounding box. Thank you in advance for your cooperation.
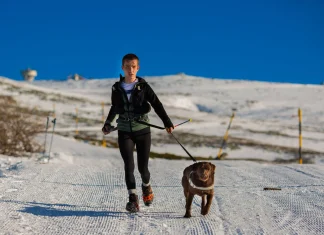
[177,72,186,79]
[67,74,87,81]
[20,68,37,82]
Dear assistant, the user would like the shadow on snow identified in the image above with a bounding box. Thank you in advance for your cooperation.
[18,205,183,218]
[0,199,182,218]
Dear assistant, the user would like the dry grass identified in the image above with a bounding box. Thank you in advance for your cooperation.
[3,82,101,105]
[0,95,45,156]
[153,131,324,156]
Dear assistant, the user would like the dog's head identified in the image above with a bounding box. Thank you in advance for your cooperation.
[192,162,216,182]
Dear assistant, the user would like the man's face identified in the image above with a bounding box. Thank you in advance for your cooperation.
[122,59,139,80]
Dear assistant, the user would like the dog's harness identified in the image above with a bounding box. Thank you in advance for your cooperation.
[189,171,214,191]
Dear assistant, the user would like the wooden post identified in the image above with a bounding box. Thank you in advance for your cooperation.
[298,108,302,164]
[75,108,78,135]
[217,110,236,159]
[53,103,56,118]
[101,102,105,123]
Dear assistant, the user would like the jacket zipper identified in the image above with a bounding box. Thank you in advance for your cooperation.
[118,84,132,132]
[119,81,143,133]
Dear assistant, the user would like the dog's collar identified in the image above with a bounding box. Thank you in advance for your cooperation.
[189,171,214,191]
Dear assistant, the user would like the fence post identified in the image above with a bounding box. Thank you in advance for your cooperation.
[216,109,236,159]
[53,103,56,118]
[298,108,302,164]
[101,102,106,147]
[101,102,105,122]
[75,108,79,135]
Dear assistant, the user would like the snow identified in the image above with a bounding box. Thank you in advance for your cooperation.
[1,74,324,234]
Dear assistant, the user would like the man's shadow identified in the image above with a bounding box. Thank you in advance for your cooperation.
[19,206,127,217]
[1,200,182,219]
[19,205,183,219]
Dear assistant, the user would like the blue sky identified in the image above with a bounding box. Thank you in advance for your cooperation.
[0,0,323,84]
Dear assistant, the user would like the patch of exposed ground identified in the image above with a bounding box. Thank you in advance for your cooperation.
[56,130,321,164]
[153,131,324,156]
[1,82,109,105]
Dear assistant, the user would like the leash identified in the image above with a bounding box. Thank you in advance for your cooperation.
[135,118,192,130]
[104,118,197,162]
[102,119,165,133]
[170,132,197,162]
[135,119,197,162]
[135,120,165,129]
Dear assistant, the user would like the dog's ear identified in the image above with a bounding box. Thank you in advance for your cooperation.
[210,163,216,173]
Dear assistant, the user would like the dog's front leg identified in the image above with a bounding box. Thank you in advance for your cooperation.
[184,193,194,218]
[201,195,206,214]
[201,193,213,215]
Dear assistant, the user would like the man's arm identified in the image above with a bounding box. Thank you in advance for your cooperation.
[104,105,117,126]
[145,84,173,128]
[102,86,118,134]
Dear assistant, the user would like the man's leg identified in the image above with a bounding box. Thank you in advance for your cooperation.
[135,130,151,184]
[118,131,136,192]
[134,130,153,206]
[118,131,139,212]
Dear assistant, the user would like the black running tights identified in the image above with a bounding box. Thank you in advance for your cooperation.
[118,128,151,190]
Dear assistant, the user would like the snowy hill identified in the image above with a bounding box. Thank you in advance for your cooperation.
[1,75,324,163]
[1,74,324,234]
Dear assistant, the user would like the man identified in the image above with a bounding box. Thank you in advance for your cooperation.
[102,53,174,212]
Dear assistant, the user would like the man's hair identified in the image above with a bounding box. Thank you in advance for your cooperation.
[122,53,139,65]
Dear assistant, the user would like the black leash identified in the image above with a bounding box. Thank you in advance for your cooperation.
[104,118,197,162]
[170,132,197,162]
[135,120,165,129]
[104,119,165,133]
[135,119,197,162]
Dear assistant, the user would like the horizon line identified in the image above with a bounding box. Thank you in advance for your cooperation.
[1,73,323,86]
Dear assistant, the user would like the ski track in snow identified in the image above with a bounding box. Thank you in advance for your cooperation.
[1,147,324,234]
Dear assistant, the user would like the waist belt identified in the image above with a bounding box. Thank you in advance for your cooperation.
[120,115,165,130]
[120,115,144,122]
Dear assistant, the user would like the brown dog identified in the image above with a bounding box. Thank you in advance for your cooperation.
[181,161,216,218]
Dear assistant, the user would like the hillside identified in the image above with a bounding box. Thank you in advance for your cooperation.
[1,75,324,163]
[0,75,324,234]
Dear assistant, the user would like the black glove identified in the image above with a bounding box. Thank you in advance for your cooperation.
[102,123,115,134]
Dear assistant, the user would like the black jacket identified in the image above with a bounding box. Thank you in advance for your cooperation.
[105,75,173,128]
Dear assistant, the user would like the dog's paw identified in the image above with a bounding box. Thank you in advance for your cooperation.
[200,208,209,215]
[201,209,209,216]
[184,212,191,218]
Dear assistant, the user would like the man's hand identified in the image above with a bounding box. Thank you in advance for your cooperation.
[166,126,174,134]
[102,124,115,135]
[102,129,109,135]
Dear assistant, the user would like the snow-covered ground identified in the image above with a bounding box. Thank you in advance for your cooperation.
[1,74,324,234]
